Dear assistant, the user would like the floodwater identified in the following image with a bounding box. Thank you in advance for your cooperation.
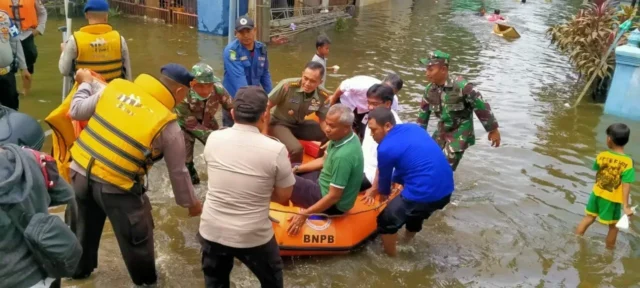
[20,0,640,287]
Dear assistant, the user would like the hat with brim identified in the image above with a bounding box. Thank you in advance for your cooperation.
[192,63,215,84]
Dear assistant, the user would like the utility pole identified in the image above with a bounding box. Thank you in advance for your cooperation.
[249,0,256,19]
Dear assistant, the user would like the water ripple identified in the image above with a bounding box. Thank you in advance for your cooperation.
[51,0,640,286]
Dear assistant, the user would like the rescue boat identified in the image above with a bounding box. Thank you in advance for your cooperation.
[493,23,521,39]
[269,116,399,256]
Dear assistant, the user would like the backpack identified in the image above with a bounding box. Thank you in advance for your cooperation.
[0,148,82,278]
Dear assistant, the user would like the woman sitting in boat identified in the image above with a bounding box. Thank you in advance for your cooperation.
[487,9,505,22]
[286,104,364,236]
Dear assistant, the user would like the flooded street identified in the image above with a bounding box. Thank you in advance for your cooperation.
[22,0,640,287]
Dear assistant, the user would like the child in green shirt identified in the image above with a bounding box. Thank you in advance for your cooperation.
[576,123,635,249]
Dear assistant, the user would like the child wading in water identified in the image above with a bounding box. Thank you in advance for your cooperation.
[311,35,331,84]
[576,123,635,249]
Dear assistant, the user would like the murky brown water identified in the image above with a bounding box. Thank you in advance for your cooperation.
[20,0,640,287]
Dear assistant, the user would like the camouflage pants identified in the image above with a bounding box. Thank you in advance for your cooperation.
[435,138,465,172]
[183,131,198,163]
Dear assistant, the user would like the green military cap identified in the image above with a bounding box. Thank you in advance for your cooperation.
[418,50,450,67]
[191,62,215,84]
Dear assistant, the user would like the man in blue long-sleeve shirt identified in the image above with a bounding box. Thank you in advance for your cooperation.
[364,107,454,256]
[222,16,272,127]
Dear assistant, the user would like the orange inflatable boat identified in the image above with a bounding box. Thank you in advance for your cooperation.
[269,116,399,256]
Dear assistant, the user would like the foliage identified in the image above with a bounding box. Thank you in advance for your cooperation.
[546,0,637,87]
[335,17,348,32]
[616,4,639,25]
[109,6,122,18]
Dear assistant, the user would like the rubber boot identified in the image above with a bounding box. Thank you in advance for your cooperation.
[186,162,200,185]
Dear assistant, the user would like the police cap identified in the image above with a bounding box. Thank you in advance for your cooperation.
[160,63,194,87]
[235,16,255,31]
[234,86,268,115]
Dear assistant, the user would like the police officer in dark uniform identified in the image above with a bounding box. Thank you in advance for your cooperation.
[265,61,331,164]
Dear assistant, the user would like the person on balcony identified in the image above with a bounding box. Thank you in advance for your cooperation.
[59,0,132,86]
[222,16,273,127]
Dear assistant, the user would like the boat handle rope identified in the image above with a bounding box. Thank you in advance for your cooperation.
[268,200,389,219]
[268,188,401,221]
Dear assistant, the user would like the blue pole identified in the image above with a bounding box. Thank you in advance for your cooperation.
[228,0,237,44]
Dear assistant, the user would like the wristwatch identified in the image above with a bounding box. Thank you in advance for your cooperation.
[292,165,300,174]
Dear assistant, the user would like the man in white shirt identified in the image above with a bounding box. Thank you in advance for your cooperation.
[329,73,403,140]
[199,86,294,288]
[359,84,402,199]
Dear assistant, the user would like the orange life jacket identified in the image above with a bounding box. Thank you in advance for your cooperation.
[0,0,38,31]
[44,70,106,182]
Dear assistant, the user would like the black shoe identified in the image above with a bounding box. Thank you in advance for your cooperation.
[186,162,200,185]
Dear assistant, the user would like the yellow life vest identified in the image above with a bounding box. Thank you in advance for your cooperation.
[44,74,107,183]
[73,24,123,82]
[45,85,79,183]
[69,74,177,191]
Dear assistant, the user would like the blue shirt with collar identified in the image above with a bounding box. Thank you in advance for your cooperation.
[222,39,273,99]
[377,123,454,203]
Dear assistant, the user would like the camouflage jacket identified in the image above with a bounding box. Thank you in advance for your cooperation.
[175,82,233,143]
[416,76,499,152]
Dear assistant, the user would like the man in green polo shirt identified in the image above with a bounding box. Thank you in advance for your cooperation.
[286,104,364,236]
[265,61,332,163]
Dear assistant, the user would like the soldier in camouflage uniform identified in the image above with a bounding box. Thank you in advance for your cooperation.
[175,63,233,184]
[416,50,501,171]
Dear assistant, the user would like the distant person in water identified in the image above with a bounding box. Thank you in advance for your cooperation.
[477,7,486,16]
[576,123,635,249]
[488,9,505,22]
